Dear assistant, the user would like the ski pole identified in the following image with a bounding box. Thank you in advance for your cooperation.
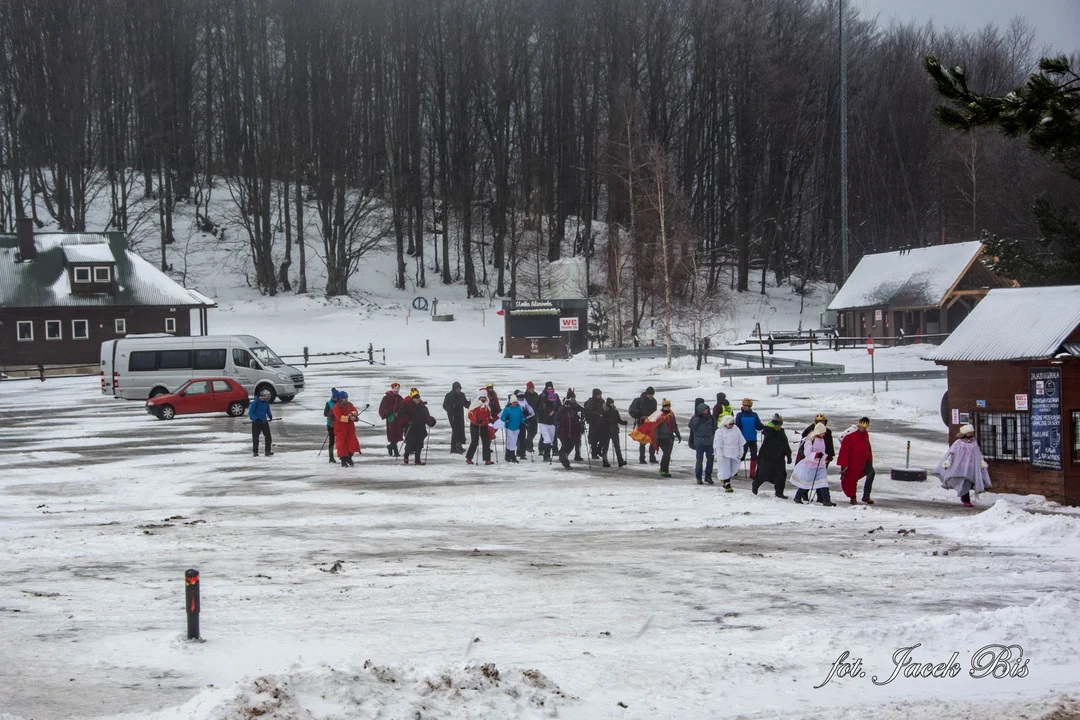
[318,432,328,457]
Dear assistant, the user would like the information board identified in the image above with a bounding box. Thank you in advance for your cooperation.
[1029,367,1063,471]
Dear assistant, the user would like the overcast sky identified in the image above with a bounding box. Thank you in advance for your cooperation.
[855,0,1080,55]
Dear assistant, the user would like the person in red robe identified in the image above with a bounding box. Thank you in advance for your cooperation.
[378,382,404,456]
[333,391,362,467]
[838,417,875,504]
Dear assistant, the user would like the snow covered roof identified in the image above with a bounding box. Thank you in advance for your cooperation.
[61,243,116,263]
[828,241,984,311]
[923,286,1080,362]
[0,231,216,309]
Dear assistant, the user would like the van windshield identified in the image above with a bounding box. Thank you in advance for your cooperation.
[250,345,284,367]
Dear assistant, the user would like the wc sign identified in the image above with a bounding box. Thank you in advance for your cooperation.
[560,317,579,332]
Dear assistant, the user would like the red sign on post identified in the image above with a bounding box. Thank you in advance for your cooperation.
[867,337,875,355]
[560,317,579,332]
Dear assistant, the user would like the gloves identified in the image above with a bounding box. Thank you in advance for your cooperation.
[677,437,683,444]
[980,460,988,469]
[786,456,792,464]
[815,452,824,460]
[942,460,951,469]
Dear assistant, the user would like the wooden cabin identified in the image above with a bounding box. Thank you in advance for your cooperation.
[502,299,588,359]
[924,286,1080,506]
[828,241,1012,345]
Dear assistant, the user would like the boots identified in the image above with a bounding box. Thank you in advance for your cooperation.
[561,457,571,469]
[751,479,762,495]
[704,476,714,485]
[618,460,627,467]
[816,488,836,506]
[722,481,733,493]
[387,443,394,456]
[697,477,704,485]
[794,489,808,504]
[329,454,338,463]
[340,457,348,467]
[749,460,758,478]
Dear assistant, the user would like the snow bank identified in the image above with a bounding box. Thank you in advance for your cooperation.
[940,498,1080,554]
[131,662,570,720]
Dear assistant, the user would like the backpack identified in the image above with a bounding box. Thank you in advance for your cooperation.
[629,396,643,420]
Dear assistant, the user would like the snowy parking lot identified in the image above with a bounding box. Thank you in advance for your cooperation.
[3,337,1080,719]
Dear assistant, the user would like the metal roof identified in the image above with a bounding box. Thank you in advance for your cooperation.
[62,243,117,263]
[922,286,1080,362]
[828,241,983,311]
[0,232,216,309]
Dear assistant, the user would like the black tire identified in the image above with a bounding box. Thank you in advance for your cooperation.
[227,401,246,417]
[254,384,277,404]
[149,387,169,399]
[939,390,949,427]
[158,404,176,420]
[278,394,295,403]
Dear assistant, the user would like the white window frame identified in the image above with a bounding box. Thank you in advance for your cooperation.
[45,320,62,340]
[16,320,33,341]
[115,318,127,334]
[165,317,176,333]
[71,319,89,340]
[93,266,111,282]
[73,266,91,283]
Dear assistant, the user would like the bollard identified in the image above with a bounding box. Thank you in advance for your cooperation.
[185,568,200,640]
[426,339,430,356]
[303,346,309,368]
[38,364,45,382]
[498,337,504,355]
[367,343,374,365]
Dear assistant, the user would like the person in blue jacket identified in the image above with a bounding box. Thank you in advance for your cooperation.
[323,388,340,462]
[249,388,274,457]
[499,395,527,463]
[734,397,763,478]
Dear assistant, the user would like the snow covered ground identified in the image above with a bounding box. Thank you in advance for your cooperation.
[3,292,1080,720]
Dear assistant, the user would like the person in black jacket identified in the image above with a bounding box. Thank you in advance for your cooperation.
[583,388,606,459]
[442,381,469,454]
[523,381,541,452]
[554,398,582,469]
[536,384,561,461]
[628,386,659,464]
[600,397,628,467]
[688,402,717,484]
[566,388,586,462]
[754,413,792,498]
[795,413,835,466]
[402,392,437,465]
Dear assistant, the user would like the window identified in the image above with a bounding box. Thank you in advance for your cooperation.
[128,351,158,371]
[212,380,233,393]
[115,318,126,334]
[193,348,226,370]
[158,350,192,370]
[45,320,62,340]
[165,317,176,333]
[184,380,211,395]
[93,266,111,282]
[17,321,33,341]
[233,348,255,369]
[975,411,1030,462]
[1073,412,1080,466]
[74,267,91,283]
[72,319,89,340]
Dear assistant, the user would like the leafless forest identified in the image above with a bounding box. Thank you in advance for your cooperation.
[0,0,1074,324]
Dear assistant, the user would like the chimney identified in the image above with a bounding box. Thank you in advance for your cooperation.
[17,218,35,261]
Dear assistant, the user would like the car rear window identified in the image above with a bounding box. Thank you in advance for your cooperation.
[212,380,232,393]
[194,349,227,370]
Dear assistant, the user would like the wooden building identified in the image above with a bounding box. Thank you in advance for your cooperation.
[924,286,1080,506]
[1,220,216,369]
[828,241,1012,344]
[502,299,588,359]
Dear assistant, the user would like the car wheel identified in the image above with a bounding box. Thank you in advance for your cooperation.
[255,384,277,404]
[158,404,176,420]
[278,394,295,403]
[150,387,169,399]
[227,401,246,417]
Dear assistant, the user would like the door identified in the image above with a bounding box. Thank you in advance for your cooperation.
[183,380,213,414]
[232,347,259,392]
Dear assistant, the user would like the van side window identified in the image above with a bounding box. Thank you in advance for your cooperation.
[194,348,227,370]
[233,348,255,368]
[159,350,192,369]
[129,351,158,371]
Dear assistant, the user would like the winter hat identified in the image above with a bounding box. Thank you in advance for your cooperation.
[452,381,462,391]
[340,391,349,399]
[592,388,602,397]
[509,395,519,404]
[720,415,735,427]
[390,382,401,390]
[566,387,576,398]
[696,403,709,415]
[331,388,341,401]
[810,422,827,438]
[742,398,753,408]
[544,381,554,390]
[605,397,615,406]
[772,413,783,426]
[959,423,975,436]
[645,386,655,396]
[716,392,727,402]
[515,390,526,399]
[858,417,870,428]
[527,381,536,391]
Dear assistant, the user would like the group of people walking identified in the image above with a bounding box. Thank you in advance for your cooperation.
[304,381,991,508]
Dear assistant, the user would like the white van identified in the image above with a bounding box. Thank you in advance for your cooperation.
[100,334,305,402]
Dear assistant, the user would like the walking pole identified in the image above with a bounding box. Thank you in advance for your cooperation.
[318,432,328,457]
[583,429,592,469]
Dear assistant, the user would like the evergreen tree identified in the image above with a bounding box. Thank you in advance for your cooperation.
[925,55,1080,285]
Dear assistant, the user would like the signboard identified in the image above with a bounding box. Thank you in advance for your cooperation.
[951,408,960,424]
[1029,367,1063,471]
[1014,394,1029,411]
[976,400,986,408]
[874,309,883,322]
[560,317,579,332]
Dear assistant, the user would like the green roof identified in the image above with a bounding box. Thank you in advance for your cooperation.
[0,232,215,309]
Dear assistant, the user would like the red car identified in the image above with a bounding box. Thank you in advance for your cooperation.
[145,378,250,420]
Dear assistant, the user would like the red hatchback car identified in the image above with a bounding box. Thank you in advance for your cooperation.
[145,378,250,420]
